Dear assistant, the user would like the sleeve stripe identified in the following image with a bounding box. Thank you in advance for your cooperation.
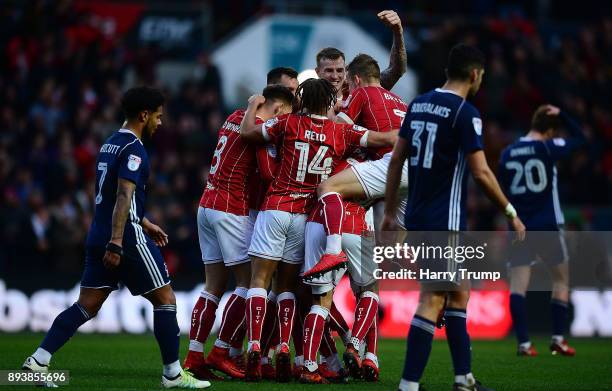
[336,112,354,124]
[261,122,270,142]
[118,138,139,156]
[360,131,369,147]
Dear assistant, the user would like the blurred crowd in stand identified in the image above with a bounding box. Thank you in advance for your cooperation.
[0,1,610,276]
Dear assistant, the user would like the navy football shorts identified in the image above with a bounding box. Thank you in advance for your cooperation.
[80,241,170,296]
[507,230,569,268]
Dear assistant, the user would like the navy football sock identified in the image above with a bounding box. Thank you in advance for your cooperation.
[551,299,568,337]
[510,293,529,344]
[40,303,91,354]
[444,308,471,376]
[153,305,180,367]
[401,315,435,382]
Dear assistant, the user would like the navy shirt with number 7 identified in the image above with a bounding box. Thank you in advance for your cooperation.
[399,88,483,231]
[86,128,150,247]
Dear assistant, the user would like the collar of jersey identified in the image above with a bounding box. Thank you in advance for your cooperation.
[435,87,462,97]
[118,128,143,144]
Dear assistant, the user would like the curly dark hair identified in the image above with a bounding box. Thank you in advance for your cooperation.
[295,78,337,115]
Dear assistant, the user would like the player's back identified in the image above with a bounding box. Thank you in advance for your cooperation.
[87,129,149,246]
[402,88,483,231]
[262,113,367,213]
[340,86,407,159]
[200,109,261,215]
[499,138,564,230]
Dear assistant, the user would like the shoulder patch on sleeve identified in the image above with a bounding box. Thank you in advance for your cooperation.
[472,117,482,136]
[264,117,279,128]
[553,138,566,146]
[127,154,142,171]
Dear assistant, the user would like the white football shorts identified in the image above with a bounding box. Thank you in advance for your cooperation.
[248,210,306,264]
[197,207,254,266]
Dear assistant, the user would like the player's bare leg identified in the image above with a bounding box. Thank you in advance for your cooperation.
[143,285,211,388]
[300,291,333,384]
[24,287,111,383]
[304,168,367,279]
[509,266,536,355]
[206,263,250,379]
[549,262,575,356]
[274,262,302,382]
[245,257,278,381]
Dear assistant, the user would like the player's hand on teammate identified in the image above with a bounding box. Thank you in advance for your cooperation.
[510,216,526,242]
[378,10,403,33]
[248,94,266,107]
[545,104,561,116]
[143,221,169,247]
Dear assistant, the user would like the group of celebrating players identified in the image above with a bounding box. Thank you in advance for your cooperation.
[21,8,583,391]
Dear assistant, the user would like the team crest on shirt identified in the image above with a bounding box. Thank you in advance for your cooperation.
[127,154,142,171]
[264,117,278,128]
[472,118,482,136]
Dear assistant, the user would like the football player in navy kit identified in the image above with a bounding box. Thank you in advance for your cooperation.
[384,44,526,391]
[22,87,210,389]
[499,104,584,357]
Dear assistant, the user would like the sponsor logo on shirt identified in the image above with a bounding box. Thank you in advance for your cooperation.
[472,118,482,136]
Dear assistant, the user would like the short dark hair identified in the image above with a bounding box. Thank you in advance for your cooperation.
[446,44,485,81]
[121,86,165,119]
[267,67,298,85]
[346,53,380,81]
[262,84,295,107]
[316,47,345,66]
[531,105,561,133]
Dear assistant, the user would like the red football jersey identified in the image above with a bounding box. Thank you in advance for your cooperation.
[307,157,371,235]
[247,144,278,210]
[199,110,263,215]
[338,86,407,159]
[261,113,368,214]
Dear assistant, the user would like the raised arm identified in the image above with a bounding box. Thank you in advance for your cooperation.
[378,10,407,91]
[240,95,267,143]
[467,150,525,240]
[103,178,136,269]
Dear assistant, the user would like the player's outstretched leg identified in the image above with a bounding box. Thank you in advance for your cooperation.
[549,262,575,356]
[23,288,109,387]
[146,285,210,389]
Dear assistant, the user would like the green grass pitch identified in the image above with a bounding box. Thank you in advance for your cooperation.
[1,334,611,390]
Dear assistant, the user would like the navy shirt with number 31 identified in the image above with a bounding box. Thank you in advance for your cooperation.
[400,88,483,231]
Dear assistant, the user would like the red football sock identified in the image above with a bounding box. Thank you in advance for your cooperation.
[319,324,337,357]
[261,292,278,355]
[350,292,379,350]
[302,306,329,369]
[320,193,344,252]
[217,288,247,346]
[292,304,304,357]
[188,291,219,352]
[246,288,267,348]
[329,301,350,344]
[277,292,296,346]
[365,312,379,356]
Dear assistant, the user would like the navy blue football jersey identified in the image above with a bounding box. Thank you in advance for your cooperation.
[400,88,483,231]
[499,112,584,230]
[86,129,150,246]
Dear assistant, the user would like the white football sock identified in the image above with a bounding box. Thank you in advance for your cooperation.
[163,360,181,379]
[32,348,52,366]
